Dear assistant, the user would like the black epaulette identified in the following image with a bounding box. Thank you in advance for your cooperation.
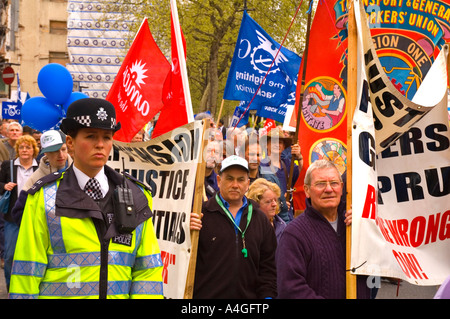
[123,172,153,195]
[28,171,63,195]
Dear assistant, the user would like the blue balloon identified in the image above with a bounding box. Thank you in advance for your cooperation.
[37,63,74,105]
[21,96,64,132]
[62,91,89,113]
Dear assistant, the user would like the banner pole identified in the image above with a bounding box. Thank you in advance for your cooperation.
[170,0,194,122]
[216,99,225,124]
[346,0,357,299]
[287,0,313,202]
[184,118,209,299]
[252,116,259,129]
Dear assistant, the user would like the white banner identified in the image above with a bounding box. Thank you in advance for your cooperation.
[351,0,450,286]
[109,121,204,298]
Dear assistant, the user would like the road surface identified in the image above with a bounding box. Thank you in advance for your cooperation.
[0,268,440,299]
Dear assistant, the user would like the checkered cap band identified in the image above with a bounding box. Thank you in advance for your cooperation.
[74,115,92,127]
[60,98,121,133]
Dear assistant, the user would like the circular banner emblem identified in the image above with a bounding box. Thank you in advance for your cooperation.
[309,138,347,175]
[372,32,432,100]
[301,77,347,132]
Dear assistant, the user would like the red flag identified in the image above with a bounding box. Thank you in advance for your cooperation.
[284,0,349,212]
[263,119,276,134]
[107,18,171,142]
[152,1,194,139]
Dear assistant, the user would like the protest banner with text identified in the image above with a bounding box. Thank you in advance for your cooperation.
[351,0,450,285]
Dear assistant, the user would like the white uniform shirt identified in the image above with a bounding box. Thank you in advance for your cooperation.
[72,165,109,198]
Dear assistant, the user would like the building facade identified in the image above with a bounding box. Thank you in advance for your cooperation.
[1,0,68,99]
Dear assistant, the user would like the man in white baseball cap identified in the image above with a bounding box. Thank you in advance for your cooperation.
[39,130,66,154]
[219,154,249,174]
[22,130,72,191]
[190,154,277,299]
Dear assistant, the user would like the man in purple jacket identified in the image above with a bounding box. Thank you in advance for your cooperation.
[276,159,370,299]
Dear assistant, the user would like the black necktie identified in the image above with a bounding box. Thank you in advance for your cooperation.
[84,178,103,200]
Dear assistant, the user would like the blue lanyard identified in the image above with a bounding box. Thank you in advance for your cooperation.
[215,194,252,258]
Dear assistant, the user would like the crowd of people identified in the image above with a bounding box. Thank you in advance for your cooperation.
[0,100,375,299]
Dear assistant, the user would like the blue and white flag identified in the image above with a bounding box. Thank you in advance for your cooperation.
[230,101,250,128]
[257,85,296,123]
[223,11,301,110]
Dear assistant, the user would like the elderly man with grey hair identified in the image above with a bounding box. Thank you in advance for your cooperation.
[276,159,371,299]
[0,122,23,162]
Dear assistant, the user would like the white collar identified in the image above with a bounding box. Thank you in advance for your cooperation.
[73,165,109,198]
[14,158,38,168]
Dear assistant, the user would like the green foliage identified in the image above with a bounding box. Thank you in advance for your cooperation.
[98,0,312,120]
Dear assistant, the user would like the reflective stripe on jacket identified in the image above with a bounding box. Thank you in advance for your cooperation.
[9,167,163,299]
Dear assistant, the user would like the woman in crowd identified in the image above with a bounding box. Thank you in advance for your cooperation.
[0,135,38,290]
[247,178,286,242]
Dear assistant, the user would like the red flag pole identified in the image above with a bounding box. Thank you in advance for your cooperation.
[170,0,194,122]
[151,1,194,138]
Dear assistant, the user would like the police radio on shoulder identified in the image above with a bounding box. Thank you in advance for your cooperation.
[113,158,136,234]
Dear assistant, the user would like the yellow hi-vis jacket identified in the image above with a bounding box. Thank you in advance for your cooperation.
[9,166,164,299]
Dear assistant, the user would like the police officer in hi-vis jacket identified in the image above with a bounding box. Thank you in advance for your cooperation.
[9,98,163,299]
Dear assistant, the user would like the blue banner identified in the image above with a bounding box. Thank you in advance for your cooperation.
[223,11,301,109]
[230,101,250,128]
[256,89,296,123]
[2,101,22,120]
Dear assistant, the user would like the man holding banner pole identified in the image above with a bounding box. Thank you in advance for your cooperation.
[190,155,277,298]
[276,159,370,299]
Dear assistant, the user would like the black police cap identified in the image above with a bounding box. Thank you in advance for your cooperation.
[60,98,121,134]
